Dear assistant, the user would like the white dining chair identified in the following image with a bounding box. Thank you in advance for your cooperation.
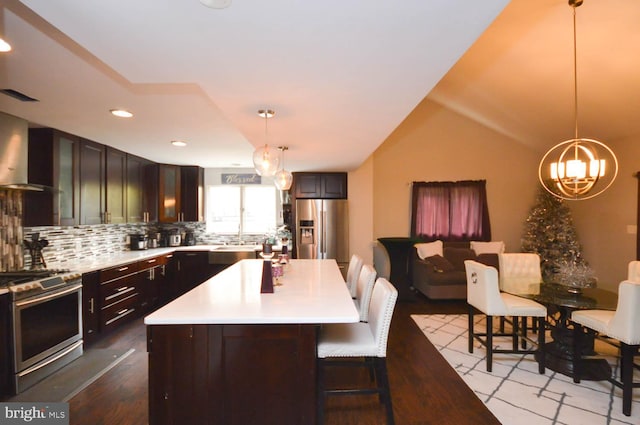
[465,260,547,373]
[354,264,377,322]
[571,280,640,417]
[498,253,542,295]
[498,252,543,334]
[373,241,391,280]
[317,277,398,425]
[628,261,640,282]
[346,254,364,298]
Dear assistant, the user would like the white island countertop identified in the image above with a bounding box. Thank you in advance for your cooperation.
[144,259,359,325]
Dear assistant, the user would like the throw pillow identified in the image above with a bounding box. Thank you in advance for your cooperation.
[470,241,505,255]
[415,240,443,260]
[443,247,477,271]
[425,254,455,273]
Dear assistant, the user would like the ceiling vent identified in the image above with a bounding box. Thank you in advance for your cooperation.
[0,89,39,102]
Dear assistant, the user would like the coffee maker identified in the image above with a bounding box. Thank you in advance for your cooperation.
[183,230,196,246]
[129,233,148,250]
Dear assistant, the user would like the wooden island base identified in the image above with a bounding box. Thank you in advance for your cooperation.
[147,323,317,425]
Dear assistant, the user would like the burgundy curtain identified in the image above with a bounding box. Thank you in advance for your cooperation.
[410,180,491,241]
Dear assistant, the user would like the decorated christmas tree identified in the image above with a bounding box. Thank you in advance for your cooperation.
[521,187,595,287]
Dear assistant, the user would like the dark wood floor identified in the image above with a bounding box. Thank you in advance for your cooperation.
[66,291,500,425]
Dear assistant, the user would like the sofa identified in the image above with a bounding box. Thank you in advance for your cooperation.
[411,240,503,300]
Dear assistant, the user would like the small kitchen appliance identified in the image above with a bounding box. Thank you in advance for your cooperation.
[183,230,196,246]
[129,233,148,250]
[161,228,181,247]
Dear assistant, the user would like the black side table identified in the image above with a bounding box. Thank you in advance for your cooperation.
[377,237,421,301]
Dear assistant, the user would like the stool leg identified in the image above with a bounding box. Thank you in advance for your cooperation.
[511,316,518,351]
[486,315,493,372]
[537,316,545,374]
[521,316,528,349]
[374,357,395,425]
[317,358,325,424]
[468,304,474,353]
[621,343,633,416]
[572,323,582,383]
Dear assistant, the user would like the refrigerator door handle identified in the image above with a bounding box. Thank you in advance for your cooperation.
[321,210,326,258]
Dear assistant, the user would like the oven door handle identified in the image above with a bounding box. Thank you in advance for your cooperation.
[15,283,83,308]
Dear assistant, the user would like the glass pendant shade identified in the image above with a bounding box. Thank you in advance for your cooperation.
[274,169,293,191]
[253,144,279,176]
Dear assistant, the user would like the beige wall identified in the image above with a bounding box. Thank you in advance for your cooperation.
[570,135,639,292]
[347,157,374,265]
[347,97,635,292]
[366,98,540,253]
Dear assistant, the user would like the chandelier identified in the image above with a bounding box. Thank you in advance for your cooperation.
[252,109,280,177]
[274,146,293,191]
[538,0,618,201]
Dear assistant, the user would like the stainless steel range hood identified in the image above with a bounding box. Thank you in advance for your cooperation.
[0,112,47,191]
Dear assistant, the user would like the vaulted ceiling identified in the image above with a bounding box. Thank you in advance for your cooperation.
[0,0,637,172]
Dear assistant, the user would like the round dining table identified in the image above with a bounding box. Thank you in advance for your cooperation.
[514,283,618,380]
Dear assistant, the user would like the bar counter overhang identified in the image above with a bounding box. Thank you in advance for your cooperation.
[144,259,359,425]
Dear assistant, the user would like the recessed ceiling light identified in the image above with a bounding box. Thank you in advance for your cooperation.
[171,140,187,147]
[110,109,133,118]
[0,38,11,52]
[199,0,232,9]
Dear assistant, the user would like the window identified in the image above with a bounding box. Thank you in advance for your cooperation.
[206,185,277,235]
[410,180,491,241]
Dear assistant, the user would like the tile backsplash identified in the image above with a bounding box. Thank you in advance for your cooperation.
[0,190,24,271]
[0,188,271,271]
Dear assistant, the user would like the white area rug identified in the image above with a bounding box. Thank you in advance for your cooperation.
[411,314,640,425]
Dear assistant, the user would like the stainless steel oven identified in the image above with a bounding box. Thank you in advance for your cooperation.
[3,271,84,393]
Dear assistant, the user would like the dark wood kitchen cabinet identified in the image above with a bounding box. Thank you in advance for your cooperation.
[79,139,106,225]
[0,292,10,398]
[174,251,217,295]
[158,164,181,222]
[292,172,347,199]
[147,323,317,425]
[105,147,127,224]
[138,254,170,313]
[82,271,101,346]
[180,166,205,222]
[24,128,80,226]
[126,155,158,223]
[158,165,204,222]
[99,262,141,333]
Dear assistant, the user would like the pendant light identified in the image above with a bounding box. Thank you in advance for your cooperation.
[252,109,280,177]
[538,0,618,201]
[274,146,293,191]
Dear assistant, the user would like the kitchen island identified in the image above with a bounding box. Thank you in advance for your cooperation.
[144,259,359,425]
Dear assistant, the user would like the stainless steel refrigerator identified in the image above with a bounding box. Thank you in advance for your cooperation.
[295,199,349,278]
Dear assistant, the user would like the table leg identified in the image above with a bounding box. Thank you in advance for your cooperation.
[540,305,611,380]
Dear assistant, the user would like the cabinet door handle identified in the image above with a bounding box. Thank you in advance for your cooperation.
[89,298,95,314]
[147,259,157,264]
[116,309,128,315]
[116,286,130,292]
[118,266,129,272]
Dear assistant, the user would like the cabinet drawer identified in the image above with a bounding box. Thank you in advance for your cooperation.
[100,262,139,282]
[138,255,168,271]
[100,292,139,332]
[100,274,139,307]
